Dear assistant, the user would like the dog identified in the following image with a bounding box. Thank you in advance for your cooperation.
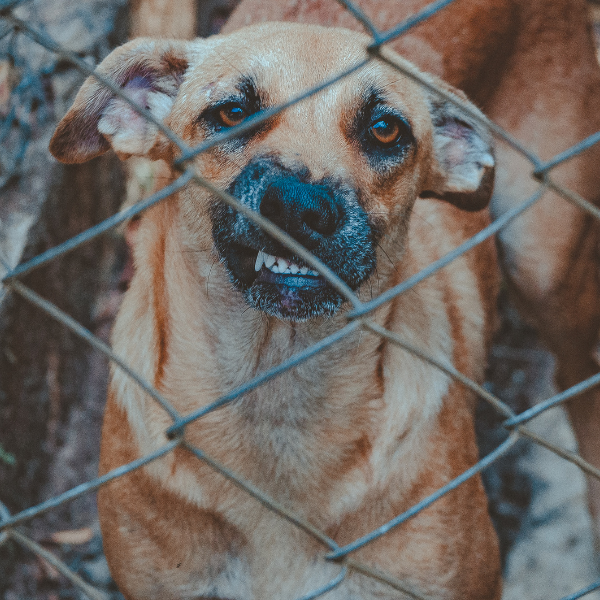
[50,21,502,600]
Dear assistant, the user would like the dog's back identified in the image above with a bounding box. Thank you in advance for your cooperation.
[225,0,600,544]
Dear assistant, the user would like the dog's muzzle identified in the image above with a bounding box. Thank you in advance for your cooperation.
[211,158,378,321]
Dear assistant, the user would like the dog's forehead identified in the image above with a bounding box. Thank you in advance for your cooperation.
[197,23,367,78]
[183,23,422,107]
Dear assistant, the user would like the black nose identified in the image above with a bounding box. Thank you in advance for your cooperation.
[259,176,341,248]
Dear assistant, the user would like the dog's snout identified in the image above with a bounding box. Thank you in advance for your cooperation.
[217,159,377,316]
[259,177,340,246]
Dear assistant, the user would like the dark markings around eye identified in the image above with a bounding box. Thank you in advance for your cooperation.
[352,88,416,172]
[196,76,269,148]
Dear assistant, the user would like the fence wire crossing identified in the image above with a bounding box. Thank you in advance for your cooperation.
[1,0,600,598]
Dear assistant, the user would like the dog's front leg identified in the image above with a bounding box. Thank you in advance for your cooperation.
[98,401,251,600]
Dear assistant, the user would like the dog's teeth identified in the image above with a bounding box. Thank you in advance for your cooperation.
[255,251,265,272]
[260,255,318,276]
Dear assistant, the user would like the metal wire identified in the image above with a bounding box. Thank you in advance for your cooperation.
[504,371,600,429]
[6,280,181,421]
[560,580,600,600]
[294,567,348,600]
[8,529,109,600]
[2,170,195,283]
[1,0,600,598]
[348,185,547,319]
[166,319,362,438]
[0,440,181,532]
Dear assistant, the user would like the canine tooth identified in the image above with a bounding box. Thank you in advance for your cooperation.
[264,254,276,269]
[290,264,300,275]
[277,257,288,271]
[255,251,265,272]
[299,266,309,275]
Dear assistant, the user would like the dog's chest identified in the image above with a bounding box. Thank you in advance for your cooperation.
[211,324,383,495]
[151,319,386,509]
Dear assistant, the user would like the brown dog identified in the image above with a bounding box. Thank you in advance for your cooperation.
[50,23,501,600]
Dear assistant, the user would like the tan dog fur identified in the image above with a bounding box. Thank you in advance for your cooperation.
[51,23,502,600]
[130,0,196,38]
[224,0,600,545]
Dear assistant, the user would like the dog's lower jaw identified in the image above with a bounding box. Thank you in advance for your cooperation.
[210,158,380,320]
[243,279,344,321]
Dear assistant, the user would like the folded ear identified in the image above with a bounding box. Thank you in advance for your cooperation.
[421,81,495,212]
[49,38,191,164]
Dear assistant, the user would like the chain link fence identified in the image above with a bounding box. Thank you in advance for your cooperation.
[1,0,600,598]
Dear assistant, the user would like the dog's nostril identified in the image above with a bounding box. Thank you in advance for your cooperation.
[259,191,284,223]
[304,208,337,237]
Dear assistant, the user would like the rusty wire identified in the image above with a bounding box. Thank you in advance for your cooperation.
[1,0,600,598]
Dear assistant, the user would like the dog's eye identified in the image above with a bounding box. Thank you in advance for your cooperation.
[218,103,248,128]
[369,117,404,146]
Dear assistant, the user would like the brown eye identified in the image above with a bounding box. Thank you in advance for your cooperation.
[218,104,247,128]
[369,117,401,145]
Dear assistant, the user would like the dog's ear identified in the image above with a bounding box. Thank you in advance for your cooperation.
[421,82,495,212]
[50,38,191,164]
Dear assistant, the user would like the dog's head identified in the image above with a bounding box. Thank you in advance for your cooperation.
[50,23,494,321]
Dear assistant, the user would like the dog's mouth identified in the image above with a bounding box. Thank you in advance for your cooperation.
[224,244,342,321]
